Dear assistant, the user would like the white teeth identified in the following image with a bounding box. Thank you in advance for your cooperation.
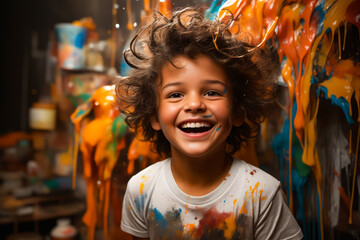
[181,122,211,128]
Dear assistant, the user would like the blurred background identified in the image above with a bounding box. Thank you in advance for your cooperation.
[0,0,359,239]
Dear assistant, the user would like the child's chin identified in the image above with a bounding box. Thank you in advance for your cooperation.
[179,147,213,159]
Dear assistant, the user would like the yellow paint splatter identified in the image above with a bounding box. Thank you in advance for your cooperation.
[139,174,149,195]
[221,215,237,239]
[239,191,248,215]
[251,181,260,195]
[140,182,144,194]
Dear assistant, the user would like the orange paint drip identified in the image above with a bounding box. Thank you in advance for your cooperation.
[82,180,97,240]
[319,59,360,120]
[144,0,151,15]
[221,214,237,239]
[303,0,353,118]
[72,132,79,190]
[127,133,162,175]
[103,180,110,238]
[158,0,172,17]
[282,59,295,212]
[276,4,301,71]
[263,0,284,27]
[276,3,306,146]
[297,2,354,237]
[237,0,264,44]
[251,181,260,194]
[126,0,134,31]
[218,0,249,22]
[239,191,248,215]
[256,17,278,48]
[295,0,319,148]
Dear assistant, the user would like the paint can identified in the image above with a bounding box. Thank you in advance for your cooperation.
[55,23,88,70]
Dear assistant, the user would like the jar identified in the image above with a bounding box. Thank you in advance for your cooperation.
[50,218,77,240]
[29,102,56,131]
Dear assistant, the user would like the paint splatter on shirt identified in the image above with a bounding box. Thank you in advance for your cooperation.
[121,158,303,239]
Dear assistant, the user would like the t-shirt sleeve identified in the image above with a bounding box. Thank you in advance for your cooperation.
[121,178,149,238]
[255,185,303,240]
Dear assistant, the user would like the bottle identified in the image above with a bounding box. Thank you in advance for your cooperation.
[50,218,77,240]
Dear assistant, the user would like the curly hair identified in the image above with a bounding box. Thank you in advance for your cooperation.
[115,7,280,157]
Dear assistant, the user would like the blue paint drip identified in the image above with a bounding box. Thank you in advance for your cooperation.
[222,87,227,94]
[319,86,354,125]
[216,125,222,131]
[205,0,223,20]
[134,194,147,213]
[202,114,213,119]
[153,208,168,229]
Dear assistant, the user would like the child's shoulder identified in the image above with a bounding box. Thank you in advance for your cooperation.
[126,158,169,192]
[233,158,281,196]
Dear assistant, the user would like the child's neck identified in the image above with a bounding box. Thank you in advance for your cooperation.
[170,147,233,196]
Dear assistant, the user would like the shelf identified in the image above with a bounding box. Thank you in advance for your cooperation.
[60,67,107,74]
[0,192,76,210]
[0,193,85,225]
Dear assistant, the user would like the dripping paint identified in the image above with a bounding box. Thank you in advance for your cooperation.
[110,0,360,239]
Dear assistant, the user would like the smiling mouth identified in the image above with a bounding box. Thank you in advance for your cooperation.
[179,122,214,133]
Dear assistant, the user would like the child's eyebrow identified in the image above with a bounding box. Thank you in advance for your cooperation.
[162,82,183,91]
[161,80,226,91]
[201,80,227,88]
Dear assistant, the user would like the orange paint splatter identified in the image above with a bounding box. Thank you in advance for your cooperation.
[239,191,248,215]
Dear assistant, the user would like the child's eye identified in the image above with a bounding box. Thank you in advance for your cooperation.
[168,92,183,98]
[204,91,221,97]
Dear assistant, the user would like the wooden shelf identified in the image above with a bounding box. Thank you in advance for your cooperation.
[0,193,85,225]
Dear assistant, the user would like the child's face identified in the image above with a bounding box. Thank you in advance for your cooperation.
[151,55,243,159]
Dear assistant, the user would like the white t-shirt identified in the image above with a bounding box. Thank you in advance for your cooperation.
[121,158,303,239]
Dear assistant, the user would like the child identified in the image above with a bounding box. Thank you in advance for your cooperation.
[116,7,303,240]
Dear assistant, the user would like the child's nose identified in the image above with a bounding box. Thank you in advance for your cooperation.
[183,93,205,113]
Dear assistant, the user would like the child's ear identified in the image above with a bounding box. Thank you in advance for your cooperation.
[150,115,161,131]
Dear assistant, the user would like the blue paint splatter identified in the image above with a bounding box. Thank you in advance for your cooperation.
[134,194,147,213]
[216,125,222,131]
[179,208,182,213]
[202,114,213,119]
[153,208,168,229]
[222,87,227,94]
[162,122,169,134]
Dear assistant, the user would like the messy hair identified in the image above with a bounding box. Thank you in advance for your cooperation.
[116,7,279,157]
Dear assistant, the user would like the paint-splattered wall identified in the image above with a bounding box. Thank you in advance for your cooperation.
[115,1,360,239]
